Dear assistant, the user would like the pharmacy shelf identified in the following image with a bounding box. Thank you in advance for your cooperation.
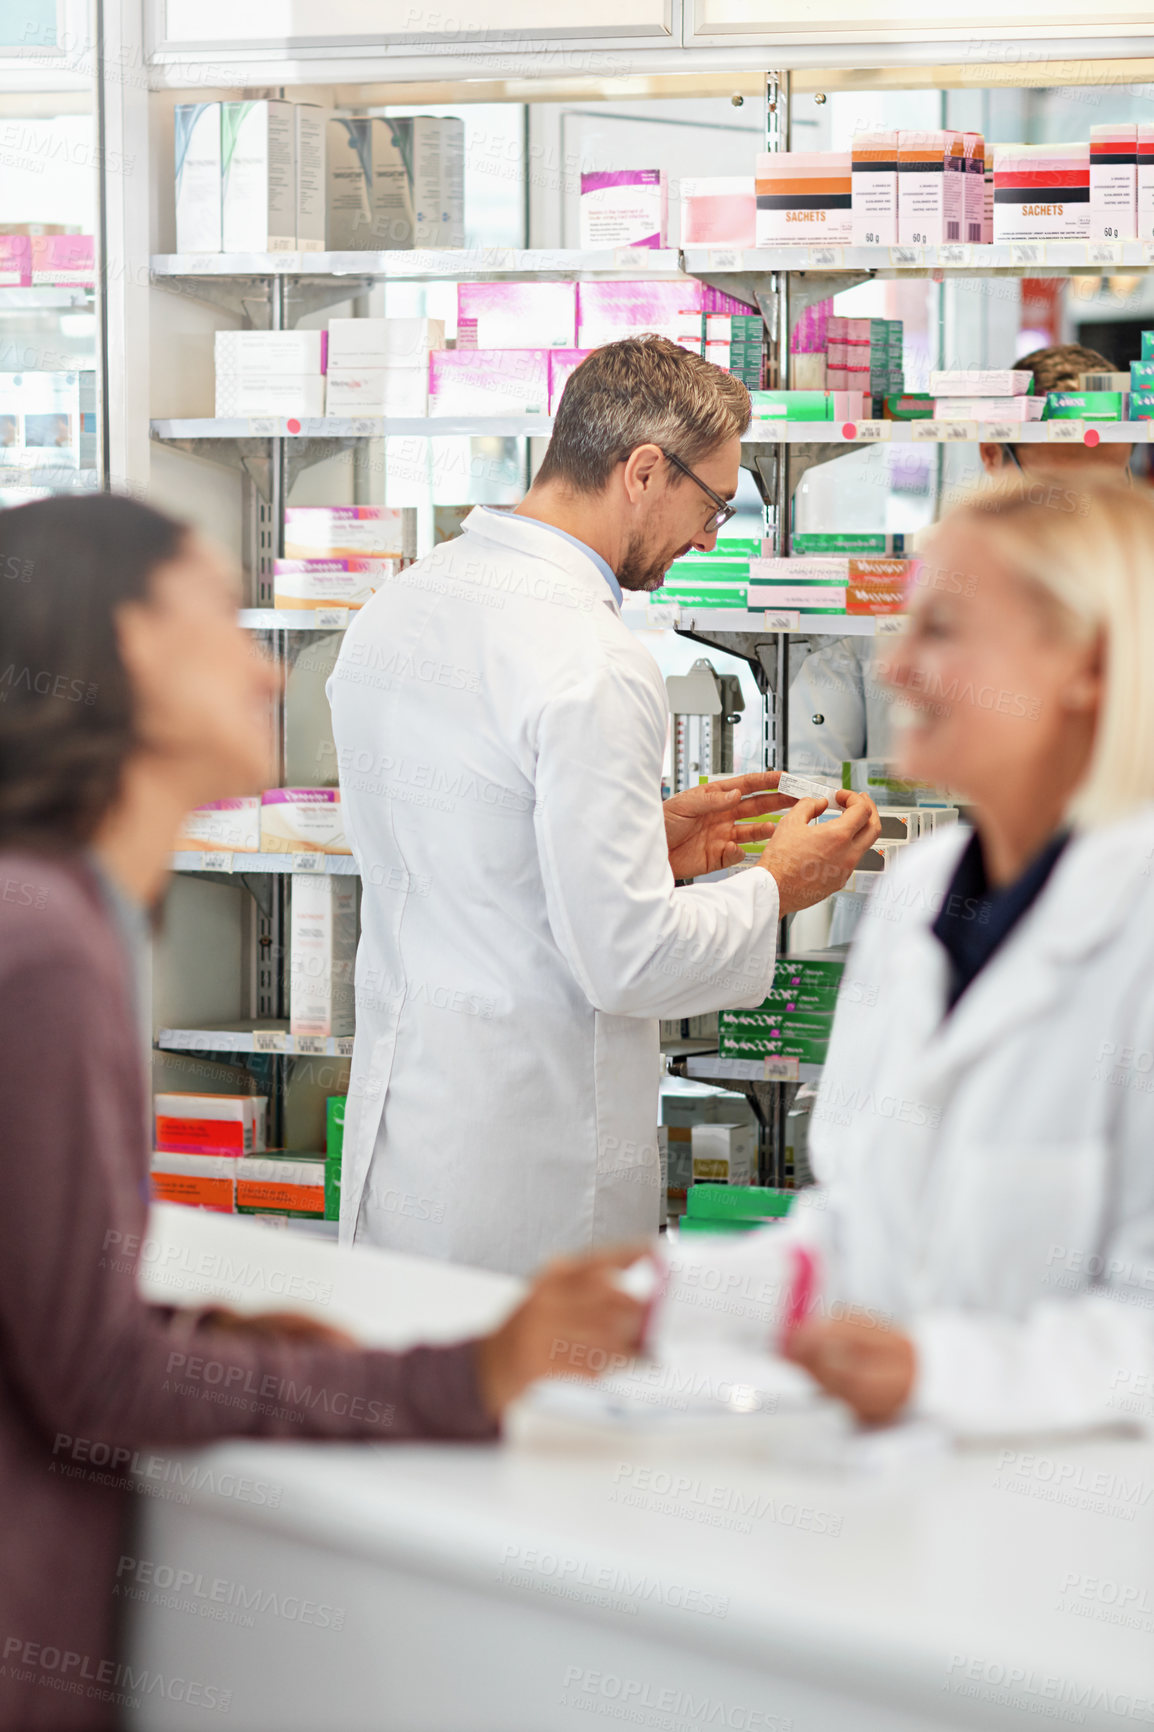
[0,467,99,491]
[152,243,1154,284]
[682,1053,823,1086]
[172,851,358,875]
[624,606,888,637]
[151,415,554,441]
[151,249,685,282]
[684,241,1154,278]
[0,286,94,308]
[152,416,1148,448]
[156,1023,353,1058]
[239,608,351,631]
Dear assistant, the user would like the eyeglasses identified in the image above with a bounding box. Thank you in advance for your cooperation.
[661,448,737,534]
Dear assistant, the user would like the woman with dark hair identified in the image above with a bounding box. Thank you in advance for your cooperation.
[0,494,644,1732]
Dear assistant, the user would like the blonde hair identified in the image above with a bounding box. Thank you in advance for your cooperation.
[934,473,1154,829]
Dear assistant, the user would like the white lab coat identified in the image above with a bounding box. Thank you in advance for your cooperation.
[789,636,893,773]
[327,508,780,1277]
[785,808,1154,1437]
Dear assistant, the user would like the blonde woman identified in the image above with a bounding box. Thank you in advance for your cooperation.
[782,473,1154,1436]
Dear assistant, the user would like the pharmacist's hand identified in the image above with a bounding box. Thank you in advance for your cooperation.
[783,1313,916,1425]
[760,789,880,914]
[475,1246,650,1418]
[663,773,791,879]
[200,1306,357,1349]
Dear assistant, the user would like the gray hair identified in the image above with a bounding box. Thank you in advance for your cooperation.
[535,334,752,493]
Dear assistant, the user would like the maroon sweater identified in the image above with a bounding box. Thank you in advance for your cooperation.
[0,853,497,1731]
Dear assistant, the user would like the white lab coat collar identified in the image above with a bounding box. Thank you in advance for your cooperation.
[461,506,621,613]
[889,803,1154,1091]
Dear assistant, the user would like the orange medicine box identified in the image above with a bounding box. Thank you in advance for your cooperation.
[150,1151,237,1212]
[846,558,912,616]
[236,1155,326,1217]
[755,151,852,245]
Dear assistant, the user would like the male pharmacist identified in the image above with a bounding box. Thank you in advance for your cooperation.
[791,342,1132,774]
[329,336,879,1276]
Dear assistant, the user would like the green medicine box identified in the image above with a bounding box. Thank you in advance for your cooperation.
[325,1094,346,1222]
[686,1183,795,1221]
[1043,392,1124,421]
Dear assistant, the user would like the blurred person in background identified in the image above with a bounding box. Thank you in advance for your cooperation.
[0,494,647,1732]
[777,473,1154,1436]
[790,342,1133,776]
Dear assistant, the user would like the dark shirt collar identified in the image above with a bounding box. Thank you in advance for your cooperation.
[931,828,1070,1012]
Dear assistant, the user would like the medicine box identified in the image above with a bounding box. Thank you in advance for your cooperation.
[326,117,414,251]
[756,151,853,245]
[679,177,756,247]
[176,796,261,853]
[261,789,350,855]
[283,506,415,560]
[150,1151,236,1213]
[427,349,550,417]
[579,170,667,249]
[456,282,576,350]
[0,237,30,285]
[851,131,898,246]
[930,369,1032,396]
[576,279,703,347]
[221,99,295,253]
[1042,392,1124,421]
[1140,126,1154,242]
[897,131,965,246]
[289,875,357,1038]
[326,317,444,368]
[295,104,326,252]
[272,559,398,610]
[691,1122,756,1186]
[236,1155,326,1217]
[154,1093,262,1156]
[216,330,326,373]
[1090,123,1137,242]
[325,1094,346,1221]
[406,115,465,248]
[0,370,96,470]
[174,102,222,253]
[993,143,1091,242]
[548,349,592,414]
[964,132,986,243]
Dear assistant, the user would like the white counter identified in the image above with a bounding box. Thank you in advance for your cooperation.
[126,1209,1154,1732]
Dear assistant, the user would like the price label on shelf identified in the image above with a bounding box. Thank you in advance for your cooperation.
[706,248,742,270]
[874,614,908,636]
[985,421,1018,443]
[1143,242,1154,264]
[889,245,925,267]
[201,850,233,873]
[613,247,667,269]
[313,608,349,630]
[806,245,844,268]
[252,1030,288,1054]
[1088,242,1123,266]
[294,1034,326,1056]
[938,244,971,267]
[850,420,890,442]
[291,852,324,873]
[750,419,785,439]
[248,418,279,436]
[335,1036,355,1058]
[763,1056,800,1082]
[1010,243,1046,266]
[1047,419,1085,442]
[763,610,801,631]
[942,420,979,441]
[911,420,947,441]
[349,418,379,436]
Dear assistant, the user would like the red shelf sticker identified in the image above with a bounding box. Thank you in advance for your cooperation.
[842,422,857,439]
[1083,427,1100,447]
[286,418,302,434]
